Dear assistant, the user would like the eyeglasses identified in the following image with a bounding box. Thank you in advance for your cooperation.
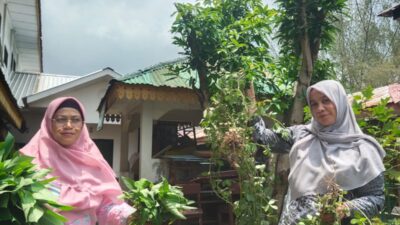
[52,117,83,127]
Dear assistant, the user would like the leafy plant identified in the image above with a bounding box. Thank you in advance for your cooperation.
[0,133,73,225]
[121,177,195,225]
[351,86,400,222]
[352,87,400,181]
[201,71,280,225]
[171,0,275,108]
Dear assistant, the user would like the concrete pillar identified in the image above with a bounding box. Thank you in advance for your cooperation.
[119,113,130,178]
[139,102,160,181]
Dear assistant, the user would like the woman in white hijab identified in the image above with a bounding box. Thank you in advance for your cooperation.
[253,80,385,224]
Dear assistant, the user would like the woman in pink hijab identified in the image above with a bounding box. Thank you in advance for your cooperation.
[20,97,135,225]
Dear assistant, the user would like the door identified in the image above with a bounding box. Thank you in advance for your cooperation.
[93,139,114,167]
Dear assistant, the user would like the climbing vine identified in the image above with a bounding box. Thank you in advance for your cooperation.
[201,71,279,225]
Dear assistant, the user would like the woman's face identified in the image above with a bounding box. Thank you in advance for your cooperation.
[51,107,83,147]
[309,89,337,127]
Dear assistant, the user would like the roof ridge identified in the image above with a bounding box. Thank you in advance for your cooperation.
[41,73,80,77]
[14,71,80,78]
[123,57,187,79]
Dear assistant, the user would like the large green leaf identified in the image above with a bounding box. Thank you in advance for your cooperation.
[0,133,71,224]
[0,133,15,161]
[18,190,36,221]
[38,210,67,225]
[27,206,44,223]
[121,176,194,225]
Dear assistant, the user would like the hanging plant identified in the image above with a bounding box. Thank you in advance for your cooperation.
[0,133,73,225]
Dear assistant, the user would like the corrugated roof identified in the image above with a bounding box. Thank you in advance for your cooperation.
[121,59,199,89]
[9,72,80,106]
[350,83,400,107]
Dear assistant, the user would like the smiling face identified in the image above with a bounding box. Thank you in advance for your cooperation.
[51,107,83,147]
[309,89,337,127]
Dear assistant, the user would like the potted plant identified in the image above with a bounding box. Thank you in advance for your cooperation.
[0,133,72,225]
[121,176,196,225]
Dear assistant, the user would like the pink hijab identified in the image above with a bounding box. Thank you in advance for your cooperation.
[20,97,123,220]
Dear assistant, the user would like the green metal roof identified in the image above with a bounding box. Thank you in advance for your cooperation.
[120,59,199,89]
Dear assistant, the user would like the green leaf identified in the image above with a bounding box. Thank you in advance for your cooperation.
[0,193,9,208]
[38,209,67,225]
[0,133,15,161]
[32,188,59,202]
[0,208,12,221]
[31,169,52,180]
[18,190,36,221]
[121,176,136,190]
[27,206,44,223]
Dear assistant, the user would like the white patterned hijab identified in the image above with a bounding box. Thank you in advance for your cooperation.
[288,80,385,201]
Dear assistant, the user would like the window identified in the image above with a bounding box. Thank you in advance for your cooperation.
[3,47,8,67]
[11,55,15,71]
[152,121,197,157]
[93,139,114,167]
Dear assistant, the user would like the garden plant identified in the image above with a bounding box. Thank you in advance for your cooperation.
[121,176,196,225]
[0,133,72,225]
[201,71,282,225]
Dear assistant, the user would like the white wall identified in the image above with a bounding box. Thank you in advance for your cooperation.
[137,100,201,181]
[28,80,112,123]
[14,77,124,174]
[88,123,122,174]
[0,1,18,80]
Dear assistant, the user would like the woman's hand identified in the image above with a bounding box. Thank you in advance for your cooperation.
[126,211,138,225]
[320,203,349,224]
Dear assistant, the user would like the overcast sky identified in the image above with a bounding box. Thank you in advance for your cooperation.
[41,0,196,76]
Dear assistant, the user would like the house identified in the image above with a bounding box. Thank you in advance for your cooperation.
[10,68,125,174]
[0,0,129,175]
[378,2,400,21]
[0,69,24,139]
[97,59,203,181]
[349,83,400,114]
[0,0,42,139]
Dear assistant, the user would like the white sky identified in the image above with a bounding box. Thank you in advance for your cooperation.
[41,0,196,75]
[41,0,273,76]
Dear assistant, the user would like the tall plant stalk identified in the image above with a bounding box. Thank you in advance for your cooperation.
[201,71,279,225]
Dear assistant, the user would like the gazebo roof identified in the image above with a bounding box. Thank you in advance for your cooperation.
[120,58,199,89]
[97,59,200,129]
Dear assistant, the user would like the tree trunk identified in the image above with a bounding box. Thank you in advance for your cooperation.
[274,0,315,216]
[188,30,210,109]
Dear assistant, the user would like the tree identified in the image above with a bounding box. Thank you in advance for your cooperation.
[171,0,348,221]
[331,0,400,92]
[171,0,274,109]
[172,1,282,224]
[273,0,346,214]
[275,0,347,124]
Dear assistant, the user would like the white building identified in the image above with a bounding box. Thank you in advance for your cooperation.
[11,68,124,173]
[4,0,206,181]
[0,0,42,134]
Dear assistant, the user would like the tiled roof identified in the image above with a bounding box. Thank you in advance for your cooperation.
[9,72,80,106]
[121,59,199,89]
